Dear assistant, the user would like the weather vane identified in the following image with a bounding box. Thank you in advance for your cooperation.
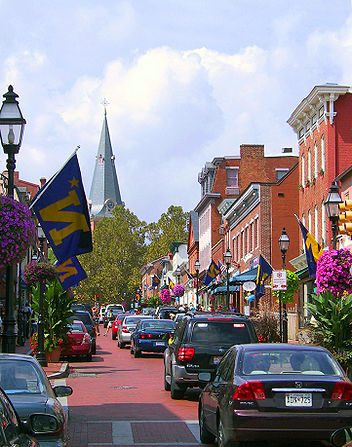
[101,98,109,116]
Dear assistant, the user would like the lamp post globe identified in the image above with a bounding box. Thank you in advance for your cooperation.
[278,228,290,343]
[224,248,232,310]
[194,259,200,306]
[0,86,26,353]
[324,181,342,249]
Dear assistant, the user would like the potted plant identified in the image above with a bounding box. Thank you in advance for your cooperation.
[172,284,185,297]
[24,261,57,287]
[31,279,74,362]
[0,196,35,270]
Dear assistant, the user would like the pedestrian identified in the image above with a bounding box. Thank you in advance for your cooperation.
[104,309,114,336]
[92,306,100,336]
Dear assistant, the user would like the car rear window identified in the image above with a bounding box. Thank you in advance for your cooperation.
[125,317,148,324]
[191,321,251,344]
[72,313,92,325]
[141,321,175,330]
[241,349,341,376]
[69,322,84,332]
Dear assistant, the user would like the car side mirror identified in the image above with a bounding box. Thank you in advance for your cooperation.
[330,427,352,446]
[53,385,73,397]
[198,372,212,383]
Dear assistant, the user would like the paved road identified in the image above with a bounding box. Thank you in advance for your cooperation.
[66,333,327,447]
[67,332,201,446]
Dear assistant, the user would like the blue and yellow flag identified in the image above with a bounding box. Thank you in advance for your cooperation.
[152,275,160,288]
[56,256,87,290]
[255,255,273,298]
[31,153,92,263]
[168,278,175,290]
[203,260,220,286]
[296,215,324,279]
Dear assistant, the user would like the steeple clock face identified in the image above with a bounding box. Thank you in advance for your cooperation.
[106,199,115,210]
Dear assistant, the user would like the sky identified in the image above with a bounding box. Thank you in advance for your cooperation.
[0,0,352,223]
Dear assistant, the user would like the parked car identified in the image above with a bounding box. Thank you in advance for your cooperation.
[69,310,97,354]
[155,306,179,320]
[0,385,40,446]
[71,303,92,315]
[111,313,127,340]
[117,315,152,348]
[0,354,72,446]
[130,319,176,357]
[198,343,352,446]
[61,320,92,361]
[103,304,125,328]
[164,312,258,399]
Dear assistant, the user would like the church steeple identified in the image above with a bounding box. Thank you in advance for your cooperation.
[89,109,122,218]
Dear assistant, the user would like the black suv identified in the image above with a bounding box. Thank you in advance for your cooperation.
[163,312,258,399]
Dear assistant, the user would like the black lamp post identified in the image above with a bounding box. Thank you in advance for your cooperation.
[194,259,200,306]
[36,225,47,367]
[0,85,26,353]
[324,181,342,250]
[224,248,232,310]
[175,266,181,284]
[278,228,290,343]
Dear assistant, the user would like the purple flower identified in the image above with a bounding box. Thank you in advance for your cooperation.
[160,288,171,304]
[173,284,185,297]
[316,248,352,297]
[0,196,35,269]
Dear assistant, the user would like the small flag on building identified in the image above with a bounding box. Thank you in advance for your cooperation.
[203,260,220,286]
[255,255,273,298]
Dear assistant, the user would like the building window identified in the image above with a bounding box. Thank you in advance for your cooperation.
[250,222,254,252]
[314,206,318,241]
[314,143,318,179]
[301,154,305,186]
[321,201,326,246]
[321,136,325,172]
[302,215,306,251]
[276,168,289,181]
[312,113,317,125]
[254,217,258,248]
[226,168,238,187]
[308,210,312,234]
[299,128,304,139]
[319,105,324,118]
[307,150,311,182]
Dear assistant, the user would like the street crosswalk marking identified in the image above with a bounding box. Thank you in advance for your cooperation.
[86,420,200,445]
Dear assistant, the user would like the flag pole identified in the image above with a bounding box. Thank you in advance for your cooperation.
[29,146,80,210]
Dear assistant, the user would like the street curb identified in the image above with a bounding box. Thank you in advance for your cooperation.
[46,362,70,380]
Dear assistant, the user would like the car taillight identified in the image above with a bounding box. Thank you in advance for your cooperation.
[122,326,129,333]
[177,347,195,361]
[233,381,266,401]
[82,334,90,345]
[331,382,352,400]
[140,333,153,339]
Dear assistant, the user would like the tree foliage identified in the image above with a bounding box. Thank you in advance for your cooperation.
[76,205,147,305]
[145,205,188,262]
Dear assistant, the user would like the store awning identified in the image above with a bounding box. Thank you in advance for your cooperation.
[213,285,240,295]
[230,267,258,285]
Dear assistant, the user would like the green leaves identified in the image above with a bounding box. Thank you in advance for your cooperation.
[272,270,299,304]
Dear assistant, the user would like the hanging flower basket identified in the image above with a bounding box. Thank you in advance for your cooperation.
[24,261,57,287]
[160,288,171,304]
[173,284,185,297]
[316,248,352,297]
[0,196,35,270]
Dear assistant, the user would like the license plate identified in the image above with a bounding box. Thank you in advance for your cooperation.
[285,393,312,407]
[212,356,222,365]
[155,342,166,346]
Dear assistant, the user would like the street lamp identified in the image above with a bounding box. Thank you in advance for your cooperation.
[324,181,342,249]
[175,266,181,284]
[36,224,47,367]
[278,228,290,343]
[0,85,26,353]
[194,259,200,306]
[224,248,232,310]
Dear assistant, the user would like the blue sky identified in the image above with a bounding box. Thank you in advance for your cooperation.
[0,0,351,222]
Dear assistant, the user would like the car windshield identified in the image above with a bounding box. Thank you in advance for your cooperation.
[72,313,92,326]
[141,321,175,330]
[191,321,251,344]
[241,349,342,375]
[125,317,149,324]
[0,361,46,395]
[69,322,85,333]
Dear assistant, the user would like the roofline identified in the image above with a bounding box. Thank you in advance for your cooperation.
[194,192,221,213]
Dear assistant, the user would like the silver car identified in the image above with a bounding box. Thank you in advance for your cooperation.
[0,353,72,446]
[117,315,152,348]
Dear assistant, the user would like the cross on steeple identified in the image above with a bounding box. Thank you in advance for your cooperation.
[101,98,109,116]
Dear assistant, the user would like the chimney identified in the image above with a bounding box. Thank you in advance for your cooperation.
[40,177,46,188]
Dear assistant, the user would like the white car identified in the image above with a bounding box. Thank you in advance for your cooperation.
[98,307,106,324]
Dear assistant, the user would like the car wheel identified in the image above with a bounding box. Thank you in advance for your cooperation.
[217,418,238,447]
[164,366,171,391]
[92,342,96,355]
[170,375,185,400]
[134,348,141,358]
[112,333,117,340]
[199,405,215,444]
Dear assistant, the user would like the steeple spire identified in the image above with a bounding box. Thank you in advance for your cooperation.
[89,108,122,218]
